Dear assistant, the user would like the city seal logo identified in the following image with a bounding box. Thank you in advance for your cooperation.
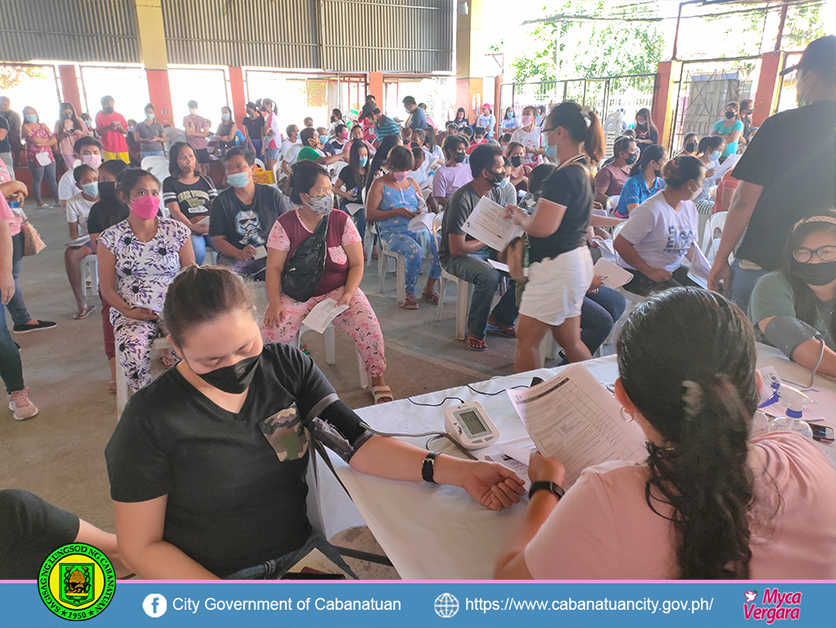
[38,544,116,621]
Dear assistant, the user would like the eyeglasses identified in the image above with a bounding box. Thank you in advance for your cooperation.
[792,246,836,263]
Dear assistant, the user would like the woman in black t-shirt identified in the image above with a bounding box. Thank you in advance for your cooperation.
[163,142,218,265]
[507,101,604,372]
[241,102,265,158]
[106,266,524,580]
[334,140,370,241]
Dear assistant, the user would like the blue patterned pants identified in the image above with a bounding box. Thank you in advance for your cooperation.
[379,229,441,293]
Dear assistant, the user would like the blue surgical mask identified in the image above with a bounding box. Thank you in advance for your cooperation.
[25,114,38,124]
[146,113,155,120]
[359,156,368,167]
[545,143,558,161]
[222,113,230,121]
[709,151,721,161]
[319,135,328,145]
[81,182,99,197]
[226,171,250,188]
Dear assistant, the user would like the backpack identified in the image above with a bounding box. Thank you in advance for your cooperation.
[281,213,330,302]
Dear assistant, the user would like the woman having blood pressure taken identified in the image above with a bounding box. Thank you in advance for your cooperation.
[106,265,524,580]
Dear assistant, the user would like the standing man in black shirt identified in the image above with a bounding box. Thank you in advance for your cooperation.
[209,147,288,279]
[708,36,836,310]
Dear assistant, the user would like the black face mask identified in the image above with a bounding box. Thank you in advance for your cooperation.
[791,260,836,286]
[98,181,116,201]
[510,155,522,167]
[654,169,662,178]
[725,111,736,119]
[454,152,466,164]
[685,142,698,153]
[485,169,507,188]
[64,111,73,118]
[195,354,261,394]
[104,106,114,114]
[625,153,638,165]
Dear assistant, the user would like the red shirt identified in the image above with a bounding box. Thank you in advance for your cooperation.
[713,170,739,214]
[95,111,128,153]
[465,138,487,155]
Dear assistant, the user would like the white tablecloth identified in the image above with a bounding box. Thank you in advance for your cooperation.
[318,345,836,580]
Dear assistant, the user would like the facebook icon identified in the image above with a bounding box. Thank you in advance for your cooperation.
[143,594,168,618]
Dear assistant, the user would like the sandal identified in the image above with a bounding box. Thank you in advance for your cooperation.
[403,293,419,309]
[156,353,176,369]
[421,289,439,305]
[72,305,97,320]
[108,381,117,394]
[486,323,516,338]
[371,386,394,404]
[465,333,488,351]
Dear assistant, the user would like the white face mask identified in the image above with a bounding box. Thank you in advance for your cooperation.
[688,181,702,201]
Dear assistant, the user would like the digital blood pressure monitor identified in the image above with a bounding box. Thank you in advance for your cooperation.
[444,402,500,450]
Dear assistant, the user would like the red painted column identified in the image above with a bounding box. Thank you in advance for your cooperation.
[753,51,786,127]
[651,60,680,151]
[58,65,82,112]
[228,66,247,125]
[146,69,174,127]
[367,73,384,102]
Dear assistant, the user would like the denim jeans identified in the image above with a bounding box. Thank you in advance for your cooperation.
[224,531,357,580]
[0,304,24,394]
[6,233,31,326]
[729,258,767,314]
[27,160,59,204]
[190,234,215,266]
[340,201,365,242]
[442,251,518,339]
[251,140,262,158]
[581,287,626,354]
[140,150,165,160]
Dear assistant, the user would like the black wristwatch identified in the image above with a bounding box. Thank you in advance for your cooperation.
[528,481,565,500]
[422,451,441,484]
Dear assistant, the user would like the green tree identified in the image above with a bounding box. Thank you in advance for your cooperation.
[0,65,45,91]
[510,0,664,84]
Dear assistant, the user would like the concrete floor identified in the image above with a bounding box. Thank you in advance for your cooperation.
[1,196,531,578]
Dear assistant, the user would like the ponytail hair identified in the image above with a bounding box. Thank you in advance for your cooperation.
[660,155,705,189]
[545,101,605,164]
[698,135,725,157]
[617,288,758,579]
[629,143,666,177]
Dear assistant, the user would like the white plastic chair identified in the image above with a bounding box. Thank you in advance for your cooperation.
[378,238,406,307]
[116,337,169,418]
[292,323,369,390]
[702,211,727,261]
[605,195,620,216]
[606,222,646,345]
[436,269,472,340]
[254,157,266,170]
[140,156,170,183]
[80,254,98,298]
[329,161,347,183]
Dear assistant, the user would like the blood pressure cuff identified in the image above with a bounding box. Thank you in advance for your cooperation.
[305,395,374,463]
[762,315,821,360]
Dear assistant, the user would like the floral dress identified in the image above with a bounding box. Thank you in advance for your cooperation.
[23,123,55,165]
[98,218,190,392]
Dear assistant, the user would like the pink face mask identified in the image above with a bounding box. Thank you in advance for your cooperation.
[130,195,160,220]
[81,154,102,169]
[393,171,409,182]
[521,115,533,126]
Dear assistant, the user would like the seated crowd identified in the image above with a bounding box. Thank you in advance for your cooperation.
[1,34,834,582]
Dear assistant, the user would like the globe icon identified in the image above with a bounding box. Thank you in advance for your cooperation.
[434,593,459,618]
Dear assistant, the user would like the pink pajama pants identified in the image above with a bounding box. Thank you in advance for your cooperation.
[261,286,387,377]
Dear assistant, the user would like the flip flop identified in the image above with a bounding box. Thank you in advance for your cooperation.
[404,293,419,309]
[371,386,394,404]
[486,323,516,338]
[72,305,97,320]
[465,333,488,351]
[421,290,439,305]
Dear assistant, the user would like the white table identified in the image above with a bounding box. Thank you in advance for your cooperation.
[321,345,836,580]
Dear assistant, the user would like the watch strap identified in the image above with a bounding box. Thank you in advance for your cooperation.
[528,480,565,500]
[422,451,441,484]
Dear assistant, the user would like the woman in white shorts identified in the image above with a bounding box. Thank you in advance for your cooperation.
[507,101,605,372]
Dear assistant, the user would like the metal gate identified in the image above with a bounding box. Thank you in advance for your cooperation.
[670,56,761,153]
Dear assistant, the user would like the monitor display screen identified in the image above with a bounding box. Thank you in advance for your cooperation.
[458,409,487,436]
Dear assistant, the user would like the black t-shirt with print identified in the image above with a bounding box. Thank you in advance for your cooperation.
[529,160,593,263]
[105,343,368,578]
[209,183,286,250]
[732,101,836,271]
[162,175,217,219]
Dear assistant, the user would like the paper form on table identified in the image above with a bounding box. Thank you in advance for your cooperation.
[507,364,647,487]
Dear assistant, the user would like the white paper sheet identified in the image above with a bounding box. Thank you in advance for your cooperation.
[461,195,523,251]
[64,235,90,248]
[687,246,711,289]
[592,258,633,289]
[302,298,349,334]
[196,216,211,226]
[596,238,617,263]
[488,259,509,273]
[507,363,646,487]
[253,245,268,260]
[408,212,434,232]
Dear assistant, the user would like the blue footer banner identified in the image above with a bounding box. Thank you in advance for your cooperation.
[1,581,834,628]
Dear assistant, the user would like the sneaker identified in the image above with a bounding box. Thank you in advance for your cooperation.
[9,388,38,421]
[13,320,57,334]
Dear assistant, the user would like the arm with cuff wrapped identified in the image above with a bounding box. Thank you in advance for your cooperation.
[311,399,526,511]
[759,315,836,378]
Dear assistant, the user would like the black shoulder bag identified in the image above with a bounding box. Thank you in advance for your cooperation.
[282,213,330,302]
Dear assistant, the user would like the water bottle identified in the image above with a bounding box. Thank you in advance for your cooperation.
[762,382,814,440]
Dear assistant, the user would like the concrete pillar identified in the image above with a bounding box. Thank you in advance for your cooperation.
[651,60,681,151]
[456,0,486,122]
[229,67,247,125]
[132,0,174,125]
[367,73,383,102]
[58,65,82,113]
[753,51,786,127]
